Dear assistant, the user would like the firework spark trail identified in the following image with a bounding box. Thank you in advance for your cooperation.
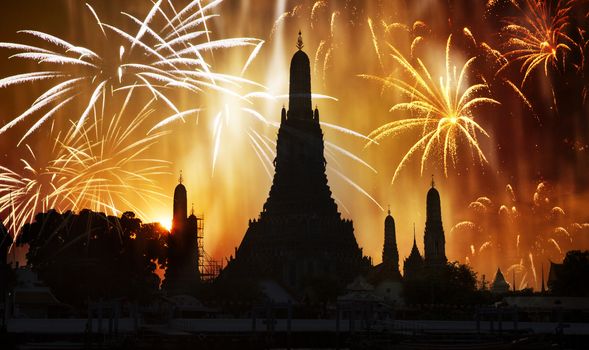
[0,0,264,140]
[368,18,384,71]
[499,0,577,86]
[0,89,170,243]
[330,168,384,211]
[311,1,328,27]
[273,1,343,85]
[362,35,499,183]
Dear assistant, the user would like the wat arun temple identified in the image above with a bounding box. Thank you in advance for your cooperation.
[221,33,371,295]
[219,33,447,300]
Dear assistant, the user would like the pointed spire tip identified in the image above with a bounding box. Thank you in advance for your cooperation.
[296,30,304,50]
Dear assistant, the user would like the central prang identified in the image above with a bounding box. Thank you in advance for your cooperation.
[219,33,369,299]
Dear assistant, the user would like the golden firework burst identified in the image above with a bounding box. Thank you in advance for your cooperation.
[362,35,500,183]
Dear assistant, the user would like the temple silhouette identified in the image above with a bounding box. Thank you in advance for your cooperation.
[221,33,370,297]
[403,179,448,279]
[163,173,201,295]
[217,33,451,301]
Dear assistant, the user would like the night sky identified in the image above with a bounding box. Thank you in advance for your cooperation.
[1,0,588,291]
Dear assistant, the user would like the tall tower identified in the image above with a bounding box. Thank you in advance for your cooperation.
[164,173,200,295]
[382,207,401,278]
[424,177,447,266]
[262,31,338,217]
[222,32,367,297]
[173,172,187,231]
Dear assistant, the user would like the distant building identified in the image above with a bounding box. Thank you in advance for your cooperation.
[371,210,402,304]
[403,179,447,279]
[382,209,402,278]
[548,261,562,290]
[11,267,70,318]
[163,174,200,295]
[491,268,511,294]
[424,178,447,267]
[403,226,424,278]
[221,32,370,299]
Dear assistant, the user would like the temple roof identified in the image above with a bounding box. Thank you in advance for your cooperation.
[407,229,423,263]
[491,268,510,293]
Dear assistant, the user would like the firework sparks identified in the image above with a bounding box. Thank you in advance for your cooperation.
[0,0,264,140]
[498,0,576,86]
[362,35,500,183]
[451,181,583,290]
[0,88,170,241]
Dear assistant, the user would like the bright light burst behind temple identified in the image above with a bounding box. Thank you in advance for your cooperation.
[362,35,500,183]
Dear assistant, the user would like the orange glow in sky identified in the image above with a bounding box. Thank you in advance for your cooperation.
[1,1,589,293]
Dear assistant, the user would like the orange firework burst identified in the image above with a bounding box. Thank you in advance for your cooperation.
[451,181,585,290]
[499,0,576,86]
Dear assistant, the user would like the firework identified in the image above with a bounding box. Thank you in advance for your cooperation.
[451,181,585,290]
[362,35,500,183]
[0,87,170,241]
[0,0,264,140]
[498,0,576,86]
[273,1,378,86]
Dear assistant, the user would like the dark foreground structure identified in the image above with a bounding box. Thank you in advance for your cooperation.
[221,33,370,298]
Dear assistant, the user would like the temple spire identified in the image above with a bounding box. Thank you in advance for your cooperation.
[179,170,183,184]
[431,174,435,188]
[296,30,304,50]
[288,31,312,118]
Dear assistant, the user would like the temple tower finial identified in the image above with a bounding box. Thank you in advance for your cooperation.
[297,30,304,50]
[431,174,435,188]
[179,170,183,184]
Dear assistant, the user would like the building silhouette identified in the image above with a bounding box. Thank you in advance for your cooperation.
[403,225,423,278]
[403,180,448,279]
[373,208,401,280]
[163,174,200,295]
[221,32,369,298]
[491,268,510,294]
[424,178,447,267]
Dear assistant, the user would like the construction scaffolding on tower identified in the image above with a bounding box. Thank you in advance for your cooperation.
[196,214,222,282]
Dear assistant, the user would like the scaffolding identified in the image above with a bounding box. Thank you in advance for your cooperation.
[196,215,222,282]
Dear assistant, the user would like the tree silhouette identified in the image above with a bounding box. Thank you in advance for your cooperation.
[549,250,589,297]
[403,261,478,305]
[17,209,168,307]
[0,222,16,302]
